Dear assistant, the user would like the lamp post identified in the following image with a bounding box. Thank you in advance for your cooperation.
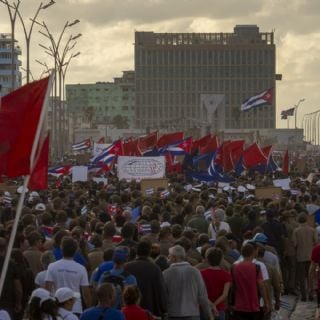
[36,19,81,159]
[0,0,55,87]
[0,0,21,91]
[61,51,80,153]
[294,98,305,129]
[14,0,55,83]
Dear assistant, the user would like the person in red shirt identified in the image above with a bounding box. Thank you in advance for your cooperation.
[122,285,155,320]
[231,243,270,320]
[201,248,231,320]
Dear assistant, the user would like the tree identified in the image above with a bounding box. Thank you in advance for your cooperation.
[112,115,129,129]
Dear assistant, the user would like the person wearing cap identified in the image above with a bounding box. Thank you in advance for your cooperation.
[55,287,78,320]
[80,283,125,320]
[26,288,57,320]
[45,237,92,315]
[99,246,136,309]
[35,203,47,213]
[208,208,231,241]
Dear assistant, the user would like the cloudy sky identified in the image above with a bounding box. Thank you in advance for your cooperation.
[0,0,319,128]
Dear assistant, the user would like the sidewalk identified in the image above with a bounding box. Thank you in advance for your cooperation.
[278,294,318,319]
[290,299,317,320]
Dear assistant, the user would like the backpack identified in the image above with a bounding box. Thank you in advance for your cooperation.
[100,270,131,308]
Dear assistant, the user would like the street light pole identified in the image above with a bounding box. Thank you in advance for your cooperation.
[61,51,80,153]
[294,98,306,129]
[13,0,55,83]
[36,19,81,160]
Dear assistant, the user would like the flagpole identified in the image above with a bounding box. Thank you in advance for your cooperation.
[0,175,30,297]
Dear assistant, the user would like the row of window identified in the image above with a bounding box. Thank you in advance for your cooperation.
[136,49,275,66]
[136,79,273,92]
[135,65,274,78]
[67,87,133,94]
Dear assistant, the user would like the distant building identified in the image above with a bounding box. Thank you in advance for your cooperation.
[135,25,280,131]
[66,71,135,131]
[0,33,22,94]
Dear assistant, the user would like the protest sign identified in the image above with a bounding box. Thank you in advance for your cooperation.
[72,166,88,183]
[255,186,282,200]
[117,156,166,181]
[141,178,168,196]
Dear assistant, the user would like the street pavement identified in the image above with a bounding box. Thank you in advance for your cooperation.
[278,294,318,320]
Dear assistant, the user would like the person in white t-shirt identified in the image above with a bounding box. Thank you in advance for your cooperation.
[55,287,78,320]
[208,208,231,240]
[45,237,92,315]
[0,309,11,320]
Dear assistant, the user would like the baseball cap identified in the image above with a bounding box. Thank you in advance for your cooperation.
[29,288,54,306]
[112,246,129,263]
[55,287,76,303]
[251,233,268,244]
[35,203,46,211]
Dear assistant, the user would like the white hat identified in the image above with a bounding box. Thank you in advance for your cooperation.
[160,222,171,228]
[237,185,247,193]
[29,288,53,305]
[35,203,46,211]
[55,287,76,303]
[30,288,50,300]
[17,186,29,194]
[246,184,256,190]
[31,191,40,198]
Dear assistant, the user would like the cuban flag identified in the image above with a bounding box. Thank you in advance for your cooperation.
[91,140,123,164]
[48,166,71,176]
[87,163,110,174]
[71,138,92,151]
[241,88,273,111]
[160,137,192,155]
[208,152,224,177]
[160,190,170,199]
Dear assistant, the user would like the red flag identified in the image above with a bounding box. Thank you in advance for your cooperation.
[216,140,244,172]
[199,135,219,154]
[98,137,105,144]
[282,149,289,175]
[0,76,50,178]
[243,143,267,168]
[262,145,272,158]
[138,132,157,154]
[28,134,49,190]
[157,132,183,148]
[193,134,211,150]
[123,138,140,156]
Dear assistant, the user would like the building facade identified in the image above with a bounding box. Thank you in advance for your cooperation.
[66,70,135,130]
[135,25,278,131]
[0,33,22,95]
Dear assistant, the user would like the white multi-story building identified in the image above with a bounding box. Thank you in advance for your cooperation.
[0,33,22,95]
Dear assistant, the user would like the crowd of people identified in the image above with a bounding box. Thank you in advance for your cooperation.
[0,169,320,320]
